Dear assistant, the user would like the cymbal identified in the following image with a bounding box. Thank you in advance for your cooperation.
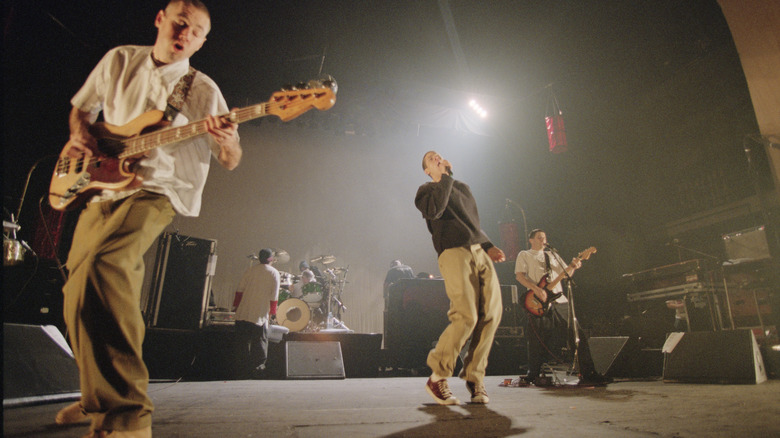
[311,255,336,265]
[273,249,290,264]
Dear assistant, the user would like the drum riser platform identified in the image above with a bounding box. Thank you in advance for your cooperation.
[142,327,382,380]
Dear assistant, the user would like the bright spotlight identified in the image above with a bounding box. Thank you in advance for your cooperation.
[468,99,488,118]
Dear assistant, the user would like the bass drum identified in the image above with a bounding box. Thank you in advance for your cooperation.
[301,282,323,305]
[277,298,310,332]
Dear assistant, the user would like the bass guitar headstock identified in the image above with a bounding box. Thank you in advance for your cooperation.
[269,76,337,121]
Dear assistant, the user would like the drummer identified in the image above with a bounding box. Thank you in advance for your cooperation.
[291,268,316,299]
[299,260,325,285]
[294,269,324,307]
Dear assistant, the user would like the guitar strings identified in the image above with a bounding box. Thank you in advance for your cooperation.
[59,90,329,168]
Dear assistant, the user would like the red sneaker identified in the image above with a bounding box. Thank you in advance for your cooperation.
[425,378,460,405]
[466,381,489,403]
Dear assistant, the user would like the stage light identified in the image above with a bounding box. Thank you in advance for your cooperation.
[468,99,488,118]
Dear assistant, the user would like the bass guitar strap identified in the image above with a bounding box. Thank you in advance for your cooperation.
[544,251,552,283]
[163,66,198,122]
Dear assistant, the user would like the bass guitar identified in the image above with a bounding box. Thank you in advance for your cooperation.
[523,246,596,317]
[49,78,337,211]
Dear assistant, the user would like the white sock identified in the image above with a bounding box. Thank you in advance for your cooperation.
[430,373,446,382]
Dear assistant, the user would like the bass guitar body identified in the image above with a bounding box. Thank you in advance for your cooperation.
[49,111,167,211]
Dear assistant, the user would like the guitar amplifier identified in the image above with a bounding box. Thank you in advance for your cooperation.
[145,233,217,330]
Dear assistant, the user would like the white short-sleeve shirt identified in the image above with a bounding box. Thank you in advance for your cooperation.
[71,45,231,216]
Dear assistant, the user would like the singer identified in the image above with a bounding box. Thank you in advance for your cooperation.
[514,229,608,386]
[415,151,505,405]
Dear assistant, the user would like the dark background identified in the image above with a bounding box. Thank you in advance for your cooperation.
[3,1,774,335]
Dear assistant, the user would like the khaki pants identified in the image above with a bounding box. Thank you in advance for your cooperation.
[63,191,174,431]
[427,244,503,383]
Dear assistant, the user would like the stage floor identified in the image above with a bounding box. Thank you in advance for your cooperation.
[4,374,779,437]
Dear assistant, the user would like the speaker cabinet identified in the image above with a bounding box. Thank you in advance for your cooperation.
[486,335,525,375]
[385,279,522,370]
[145,233,216,330]
[142,328,198,380]
[663,330,767,384]
[499,285,522,328]
[385,279,450,369]
[285,341,345,379]
[3,323,80,406]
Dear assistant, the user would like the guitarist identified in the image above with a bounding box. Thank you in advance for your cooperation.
[55,2,241,437]
[515,229,604,386]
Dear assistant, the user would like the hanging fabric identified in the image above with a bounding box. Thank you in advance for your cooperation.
[545,87,568,154]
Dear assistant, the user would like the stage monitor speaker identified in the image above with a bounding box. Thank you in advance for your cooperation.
[145,232,216,330]
[287,333,382,378]
[285,341,345,379]
[663,329,767,384]
[590,336,630,377]
[589,336,664,378]
[3,323,80,407]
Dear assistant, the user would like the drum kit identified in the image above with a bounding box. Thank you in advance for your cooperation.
[276,253,350,333]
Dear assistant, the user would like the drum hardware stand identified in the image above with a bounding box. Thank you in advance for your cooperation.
[324,265,349,329]
[5,156,55,267]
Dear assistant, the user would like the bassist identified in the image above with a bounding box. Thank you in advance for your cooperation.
[54,2,240,437]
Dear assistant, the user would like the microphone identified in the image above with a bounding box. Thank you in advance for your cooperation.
[543,243,556,251]
[445,166,453,176]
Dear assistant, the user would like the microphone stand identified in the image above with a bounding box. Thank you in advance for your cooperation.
[547,246,581,378]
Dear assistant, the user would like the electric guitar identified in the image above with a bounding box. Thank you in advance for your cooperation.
[522,246,596,317]
[49,78,337,211]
